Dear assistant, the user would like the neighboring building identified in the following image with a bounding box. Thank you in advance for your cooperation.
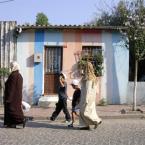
[0,21,17,67]
[0,21,17,104]
[15,24,129,105]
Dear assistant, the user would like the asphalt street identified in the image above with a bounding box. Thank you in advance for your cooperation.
[0,119,145,145]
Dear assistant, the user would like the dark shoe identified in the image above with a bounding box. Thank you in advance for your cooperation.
[94,120,102,129]
[23,118,27,128]
[98,120,102,125]
[68,123,73,128]
[50,117,55,121]
[94,123,98,129]
[79,126,90,130]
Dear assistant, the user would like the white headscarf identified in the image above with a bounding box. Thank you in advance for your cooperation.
[10,61,20,72]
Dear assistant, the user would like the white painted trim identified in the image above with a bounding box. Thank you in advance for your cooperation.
[42,46,45,95]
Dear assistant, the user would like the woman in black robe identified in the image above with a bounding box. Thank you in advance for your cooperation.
[4,61,25,128]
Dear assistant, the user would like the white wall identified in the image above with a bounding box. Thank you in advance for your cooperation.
[127,82,145,105]
[17,31,34,104]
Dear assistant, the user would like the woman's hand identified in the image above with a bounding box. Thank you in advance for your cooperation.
[59,76,65,87]
[59,76,62,80]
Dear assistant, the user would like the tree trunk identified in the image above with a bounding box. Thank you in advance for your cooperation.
[133,60,138,111]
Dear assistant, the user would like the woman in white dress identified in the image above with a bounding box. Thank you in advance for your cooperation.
[79,61,102,130]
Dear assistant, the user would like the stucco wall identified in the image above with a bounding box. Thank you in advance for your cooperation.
[17,30,34,103]
[127,82,145,105]
[102,31,129,104]
[102,32,113,104]
[16,29,129,105]
[63,32,79,97]
[111,32,129,104]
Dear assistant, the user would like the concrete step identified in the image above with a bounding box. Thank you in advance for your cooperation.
[38,95,71,108]
[38,95,58,108]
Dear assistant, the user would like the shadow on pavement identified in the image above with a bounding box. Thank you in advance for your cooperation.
[0,120,78,130]
[26,121,78,130]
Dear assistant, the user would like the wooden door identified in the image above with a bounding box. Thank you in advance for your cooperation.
[44,46,62,95]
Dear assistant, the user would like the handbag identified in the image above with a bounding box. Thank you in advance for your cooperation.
[22,101,31,112]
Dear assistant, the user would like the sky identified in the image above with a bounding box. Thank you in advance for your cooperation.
[0,0,120,25]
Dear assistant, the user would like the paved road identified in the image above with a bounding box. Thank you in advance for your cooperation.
[0,119,145,145]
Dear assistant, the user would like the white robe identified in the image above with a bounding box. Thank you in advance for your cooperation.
[79,80,101,127]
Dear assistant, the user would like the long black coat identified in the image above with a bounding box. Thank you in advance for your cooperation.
[4,70,24,125]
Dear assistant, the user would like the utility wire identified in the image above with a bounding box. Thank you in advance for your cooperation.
[0,0,14,3]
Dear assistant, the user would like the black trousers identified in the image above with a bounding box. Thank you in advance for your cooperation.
[51,99,71,121]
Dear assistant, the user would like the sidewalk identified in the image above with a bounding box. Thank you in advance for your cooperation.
[1,105,145,121]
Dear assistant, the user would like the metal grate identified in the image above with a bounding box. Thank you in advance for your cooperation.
[82,46,102,56]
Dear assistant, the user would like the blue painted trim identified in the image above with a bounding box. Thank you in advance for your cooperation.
[33,30,44,104]
[44,31,63,46]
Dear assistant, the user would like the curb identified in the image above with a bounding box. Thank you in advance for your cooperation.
[1,114,145,121]
[100,114,145,119]
[33,114,145,120]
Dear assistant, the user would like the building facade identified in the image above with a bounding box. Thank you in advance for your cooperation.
[15,25,129,105]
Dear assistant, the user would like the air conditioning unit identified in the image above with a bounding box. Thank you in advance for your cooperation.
[34,53,42,62]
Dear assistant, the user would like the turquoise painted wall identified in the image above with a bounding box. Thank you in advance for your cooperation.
[33,31,63,104]
[34,30,44,104]
[44,31,63,46]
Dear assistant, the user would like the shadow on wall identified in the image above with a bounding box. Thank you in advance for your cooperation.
[22,73,40,105]
[26,55,34,67]
[111,46,120,104]
[70,51,84,79]
[23,85,34,104]
[32,86,42,105]
[70,59,102,104]
[105,34,120,104]
[70,63,81,79]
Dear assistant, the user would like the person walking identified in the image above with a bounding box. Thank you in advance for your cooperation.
[4,61,26,128]
[79,61,102,130]
[50,72,71,122]
[68,79,81,127]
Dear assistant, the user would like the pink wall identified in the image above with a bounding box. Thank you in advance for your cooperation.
[63,31,102,103]
[63,32,77,97]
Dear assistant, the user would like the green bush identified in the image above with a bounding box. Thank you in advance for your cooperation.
[78,52,103,77]
[98,98,107,106]
[0,68,10,77]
